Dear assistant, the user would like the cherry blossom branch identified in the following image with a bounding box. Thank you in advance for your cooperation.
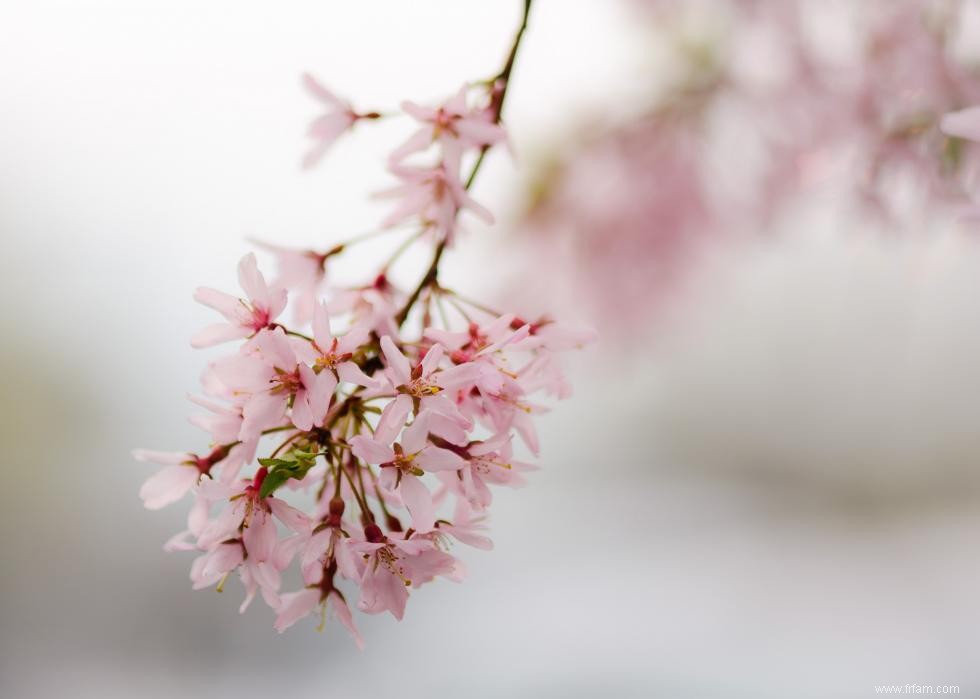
[463,0,531,189]
[395,0,534,328]
[135,0,594,645]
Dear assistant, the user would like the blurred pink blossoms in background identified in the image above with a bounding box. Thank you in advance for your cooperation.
[515,0,980,334]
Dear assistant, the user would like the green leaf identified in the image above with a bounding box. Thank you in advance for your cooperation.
[290,450,318,468]
[256,454,319,498]
[259,468,294,499]
[258,457,295,468]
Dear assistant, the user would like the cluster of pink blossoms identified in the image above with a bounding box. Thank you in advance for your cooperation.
[135,2,594,646]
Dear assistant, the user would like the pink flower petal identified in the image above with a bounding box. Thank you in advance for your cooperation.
[243,510,278,562]
[190,323,251,348]
[359,561,409,620]
[416,445,465,473]
[328,593,365,650]
[350,435,396,465]
[312,302,334,349]
[400,411,430,454]
[268,498,313,534]
[307,366,337,426]
[421,343,444,376]
[237,253,267,303]
[193,287,241,321]
[380,335,411,386]
[291,390,314,431]
[139,464,199,510]
[302,73,344,107]
[941,106,980,142]
[399,475,435,532]
[240,392,287,442]
[337,360,379,388]
[274,588,320,633]
[375,394,412,445]
[132,449,186,465]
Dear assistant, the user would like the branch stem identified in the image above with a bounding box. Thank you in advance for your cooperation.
[395,0,533,328]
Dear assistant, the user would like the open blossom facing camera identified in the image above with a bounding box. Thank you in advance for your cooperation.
[190,253,286,348]
[391,84,507,167]
[135,0,594,646]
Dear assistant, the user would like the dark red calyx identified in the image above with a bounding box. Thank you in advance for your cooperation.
[385,514,404,532]
[364,523,385,544]
[327,496,345,527]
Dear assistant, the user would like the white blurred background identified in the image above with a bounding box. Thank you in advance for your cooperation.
[2,1,980,697]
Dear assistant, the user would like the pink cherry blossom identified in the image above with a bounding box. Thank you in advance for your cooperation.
[351,524,458,620]
[190,541,244,591]
[351,409,465,532]
[187,394,243,444]
[269,496,363,586]
[237,511,283,613]
[163,493,213,553]
[327,276,401,339]
[291,303,378,388]
[301,74,376,169]
[390,84,506,167]
[185,396,256,482]
[435,501,494,551]
[436,432,533,511]
[274,586,363,648]
[210,327,336,439]
[273,588,320,631]
[134,445,232,510]
[417,496,492,552]
[191,253,287,348]
[380,162,493,242]
[380,337,479,426]
[190,469,314,612]
[459,371,547,456]
[252,239,336,325]
[296,524,358,583]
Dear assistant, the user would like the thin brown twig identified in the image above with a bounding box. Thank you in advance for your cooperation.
[395,0,534,327]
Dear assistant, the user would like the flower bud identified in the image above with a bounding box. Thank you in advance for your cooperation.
[364,523,385,544]
[327,497,346,526]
